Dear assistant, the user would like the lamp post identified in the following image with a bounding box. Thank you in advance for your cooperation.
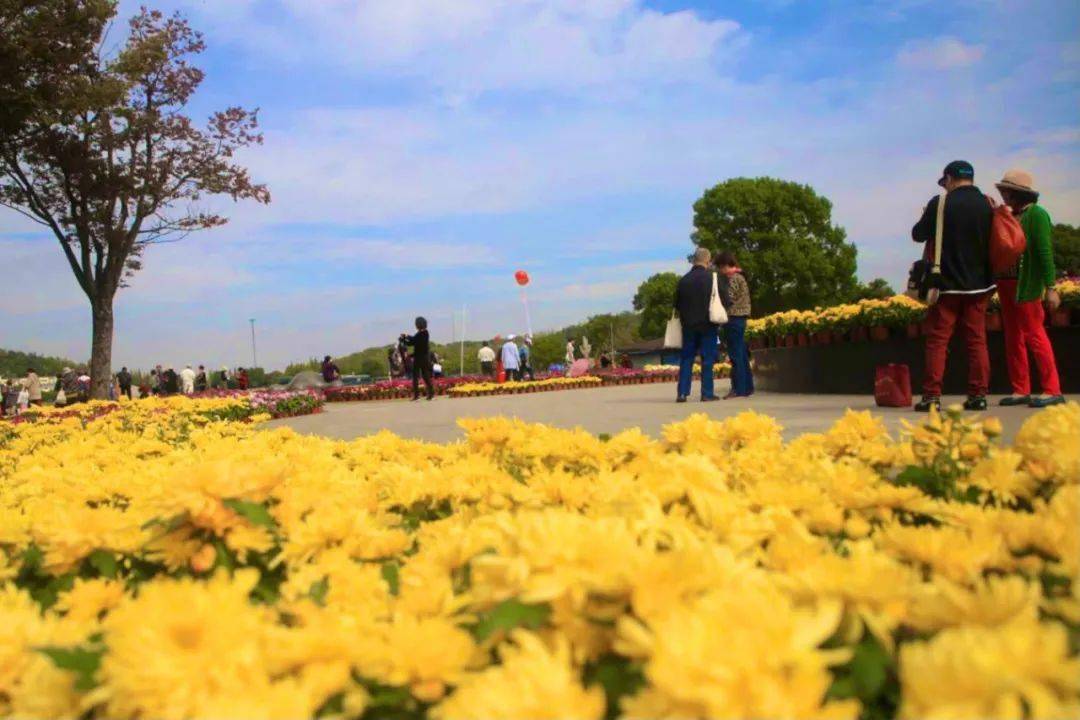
[249,318,258,369]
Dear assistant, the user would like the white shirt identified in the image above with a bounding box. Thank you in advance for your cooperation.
[478,346,496,362]
[180,367,196,393]
[501,341,520,370]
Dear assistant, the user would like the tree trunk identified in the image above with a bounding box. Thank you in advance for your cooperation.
[90,297,114,400]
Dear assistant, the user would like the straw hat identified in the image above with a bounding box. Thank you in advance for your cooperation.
[995,169,1038,196]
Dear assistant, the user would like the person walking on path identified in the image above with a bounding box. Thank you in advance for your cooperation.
[25,368,42,406]
[116,367,132,399]
[478,342,496,377]
[993,170,1065,408]
[674,247,721,403]
[519,336,535,381]
[911,160,995,412]
[195,366,209,393]
[403,317,435,401]
[180,365,196,395]
[321,355,341,384]
[715,252,754,399]
[502,335,522,382]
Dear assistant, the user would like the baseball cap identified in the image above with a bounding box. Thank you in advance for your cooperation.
[938,160,974,187]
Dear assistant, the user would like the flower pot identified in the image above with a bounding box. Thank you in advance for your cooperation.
[796,333,809,347]
[986,313,1002,332]
[812,331,832,345]
[850,327,869,343]
[906,323,921,340]
[869,326,890,342]
[1050,308,1071,327]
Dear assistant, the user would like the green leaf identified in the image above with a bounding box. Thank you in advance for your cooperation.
[381,560,400,596]
[87,549,118,578]
[38,644,104,692]
[222,498,275,528]
[850,639,888,696]
[471,599,551,642]
[585,654,646,720]
[309,577,329,606]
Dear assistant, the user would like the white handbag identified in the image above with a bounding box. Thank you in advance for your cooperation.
[664,312,683,348]
[710,272,729,325]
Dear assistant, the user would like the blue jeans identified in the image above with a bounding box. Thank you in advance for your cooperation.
[724,316,754,396]
[678,326,718,399]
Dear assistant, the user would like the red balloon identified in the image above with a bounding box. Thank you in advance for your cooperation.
[515,270,530,286]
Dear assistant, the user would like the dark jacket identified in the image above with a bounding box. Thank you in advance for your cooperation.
[404,329,431,363]
[674,265,717,332]
[116,369,132,388]
[912,185,993,293]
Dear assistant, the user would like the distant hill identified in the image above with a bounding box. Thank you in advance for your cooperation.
[0,348,80,379]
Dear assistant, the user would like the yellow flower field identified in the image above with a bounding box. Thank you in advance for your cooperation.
[1,398,1079,719]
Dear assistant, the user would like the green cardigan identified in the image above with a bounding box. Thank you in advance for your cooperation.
[1016,204,1056,303]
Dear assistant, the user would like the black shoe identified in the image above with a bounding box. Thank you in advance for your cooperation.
[963,396,988,412]
[426,395,435,401]
[676,396,688,403]
[1029,395,1066,408]
[999,395,1030,407]
[411,396,420,402]
[914,396,940,412]
[701,396,720,402]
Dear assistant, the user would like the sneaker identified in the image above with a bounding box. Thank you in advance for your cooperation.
[963,396,988,412]
[999,395,1030,407]
[1029,395,1066,408]
[676,396,688,403]
[701,396,719,402]
[914,396,940,412]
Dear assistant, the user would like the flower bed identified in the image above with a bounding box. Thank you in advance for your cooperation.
[323,375,496,403]
[749,282,1080,347]
[449,376,602,397]
[1,400,1078,718]
[643,363,732,377]
[191,388,324,419]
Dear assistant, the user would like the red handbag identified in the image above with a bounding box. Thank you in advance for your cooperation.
[875,364,912,407]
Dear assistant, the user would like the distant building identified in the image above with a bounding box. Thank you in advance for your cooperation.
[620,338,681,369]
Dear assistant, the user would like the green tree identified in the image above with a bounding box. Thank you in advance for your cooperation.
[632,272,678,339]
[852,277,895,301]
[0,3,269,398]
[1053,223,1080,276]
[691,177,858,315]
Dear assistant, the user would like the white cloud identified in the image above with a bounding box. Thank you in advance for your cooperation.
[170,0,740,94]
[897,36,985,69]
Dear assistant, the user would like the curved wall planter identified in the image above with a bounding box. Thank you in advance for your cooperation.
[753,326,1079,395]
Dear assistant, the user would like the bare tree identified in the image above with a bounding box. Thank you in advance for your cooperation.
[0,1,269,397]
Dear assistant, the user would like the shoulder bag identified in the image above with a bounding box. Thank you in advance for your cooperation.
[906,192,946,305]
[664,311,683,349]
[709,272,729,325]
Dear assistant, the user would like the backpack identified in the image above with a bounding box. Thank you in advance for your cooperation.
[989,203,1026,274]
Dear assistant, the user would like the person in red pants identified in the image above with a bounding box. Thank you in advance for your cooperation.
[911,161,995,412]
[994,170,1065,408]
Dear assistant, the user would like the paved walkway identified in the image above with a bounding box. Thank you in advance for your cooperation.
[266,380,1062,443]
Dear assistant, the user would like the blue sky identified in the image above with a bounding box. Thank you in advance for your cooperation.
[2,0,1078,369]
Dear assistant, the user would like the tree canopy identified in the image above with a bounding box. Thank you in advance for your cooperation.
[852,277,895,301]
[1054,223,1080,276]
[691,177,858,314]
[633,272,678,339]
[0,2,268,397]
